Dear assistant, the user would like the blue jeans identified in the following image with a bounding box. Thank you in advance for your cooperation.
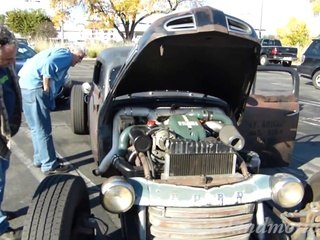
[21,88,58,172]
[0,157,9,234]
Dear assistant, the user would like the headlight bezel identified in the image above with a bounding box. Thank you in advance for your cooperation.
[101,176,135,213]
[270,173,304,208]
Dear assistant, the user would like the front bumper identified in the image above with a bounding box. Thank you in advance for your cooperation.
[270,56,298,62]
[128,174,276,207]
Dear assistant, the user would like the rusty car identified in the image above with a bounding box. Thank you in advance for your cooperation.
[21,5,319,240]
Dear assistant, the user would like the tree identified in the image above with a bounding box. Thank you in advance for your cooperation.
[35,21,58,39]
[50,0,203,42]
[51,9,70,30]
[5,9,57,39]
[50,0,71,33]
[276,18,310,48]
[0,14,5,25]
[310,0,320,15]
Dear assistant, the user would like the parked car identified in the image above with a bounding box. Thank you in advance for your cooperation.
[259,38,298,66]
[16,37,31,46]
[15,42,37,73]
[298,38,320,89]
[16,42,72,101]
[22,6,319,240]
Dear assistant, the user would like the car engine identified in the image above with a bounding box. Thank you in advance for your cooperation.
[110,106,260,181]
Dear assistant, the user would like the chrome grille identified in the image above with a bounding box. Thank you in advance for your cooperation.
[149,204,255,239]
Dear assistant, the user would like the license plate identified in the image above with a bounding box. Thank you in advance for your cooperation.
[283,57,292,61]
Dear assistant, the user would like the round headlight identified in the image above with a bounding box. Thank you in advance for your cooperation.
[271,173,304,208]
[101,177,135,213]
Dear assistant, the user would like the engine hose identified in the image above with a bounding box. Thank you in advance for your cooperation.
[186,108,233,125]
[118,125,134,156]
[146,151,156,177]
[128,151,137,163]
[119,125,151,155]
[138,152,152,179]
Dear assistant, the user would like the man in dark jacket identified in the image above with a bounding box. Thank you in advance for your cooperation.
[0,25,22,240]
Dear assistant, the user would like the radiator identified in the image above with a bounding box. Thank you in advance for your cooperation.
[162,139,236,178]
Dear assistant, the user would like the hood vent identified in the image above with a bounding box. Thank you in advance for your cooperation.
[226,16,252,35]
[164,15,196,31]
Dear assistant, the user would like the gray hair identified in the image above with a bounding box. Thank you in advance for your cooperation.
[69,45,87,57]
[0,25,16,47]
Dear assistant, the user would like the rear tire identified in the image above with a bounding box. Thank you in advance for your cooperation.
[71,85,89,134]
[22,174,94,240]
[312,70,320,90]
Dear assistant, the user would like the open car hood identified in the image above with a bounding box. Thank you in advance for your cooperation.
[109,6,261,119]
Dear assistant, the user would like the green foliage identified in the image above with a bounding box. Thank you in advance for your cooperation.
[5,9,56,39]
[311,0,320,15]
[276,18,310,48]
[0,14,5,25]
[85,40,117,57]
[87,49,98,58]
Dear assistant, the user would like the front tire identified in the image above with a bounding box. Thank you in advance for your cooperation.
[22,174,94,240]
[71,85,89,134]
[120,207,140,240]
[260,54,268,65]
[312,70,320,89]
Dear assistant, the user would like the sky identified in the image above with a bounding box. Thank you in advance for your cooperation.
[204,0,319,37]
[1,0,319,37]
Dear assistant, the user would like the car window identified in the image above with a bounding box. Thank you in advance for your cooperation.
[305,40,320,56]
[93,61,102,85]
[239,67,299,167]
[110,66,121,85]
[17,38,29,45]
[261,39,281,46]
[16,44,36,59]
[252,70,295,96]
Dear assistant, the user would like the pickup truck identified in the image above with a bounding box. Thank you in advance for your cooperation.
[260,38,298,66]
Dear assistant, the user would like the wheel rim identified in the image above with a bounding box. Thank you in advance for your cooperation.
[260,56,266,65]
[316,75,320,87]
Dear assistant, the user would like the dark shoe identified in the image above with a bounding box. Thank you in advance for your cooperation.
[0,227,22,240]
[43,164,71,175]
[34,158,62,168]
[4,211,17,221]
[56,157,65,164]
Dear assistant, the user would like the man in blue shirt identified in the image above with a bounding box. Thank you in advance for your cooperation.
[0,25,22,240]
[18,46,86,175]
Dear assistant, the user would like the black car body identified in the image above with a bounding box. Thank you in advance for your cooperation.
[22,6,320,240]
[298,38,320,89]
[15,42,37,73]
